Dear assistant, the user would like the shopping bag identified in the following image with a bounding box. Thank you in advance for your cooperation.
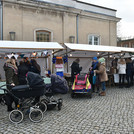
[92,72,96,84]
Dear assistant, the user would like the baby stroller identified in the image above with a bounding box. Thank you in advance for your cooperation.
[41,75,63,111]
[0,72,47,123]
[41,88,63,111]
[71,73,92,98]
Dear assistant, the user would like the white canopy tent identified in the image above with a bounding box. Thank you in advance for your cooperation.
[64,43,121,53]
[0,40,64,53]
[117,46,134,53]
[64,43,134,53]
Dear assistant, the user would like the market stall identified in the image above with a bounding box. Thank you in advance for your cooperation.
[0,40,64,80]
[63,43,134,86]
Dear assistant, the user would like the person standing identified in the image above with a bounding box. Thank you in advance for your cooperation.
[29,59,41,105]
[23,57,31,71]
[18,61,29,85]
[89,57,99,93]
[30,59,41,75]
[3,56,19,111]
[117,58,126,88]
[71,58,82,83]
[126,58,133,88]
[94,57,108,96]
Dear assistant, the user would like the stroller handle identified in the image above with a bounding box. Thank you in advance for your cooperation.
[0,84,20,101]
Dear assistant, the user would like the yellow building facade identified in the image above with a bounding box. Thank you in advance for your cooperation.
[0,0,120,46]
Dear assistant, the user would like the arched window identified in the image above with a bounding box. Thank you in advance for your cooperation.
[36,30,51,42]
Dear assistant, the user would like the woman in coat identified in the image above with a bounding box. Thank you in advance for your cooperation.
[94,57,108,96]
[3,57,19,111]
[117,58,126,88]
[30,59,41,75]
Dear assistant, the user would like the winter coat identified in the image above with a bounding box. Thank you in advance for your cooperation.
[89,61,99,84]
[18,63,29,85]
[117,63,126,74]
[3,61,19,89]
[71,61,82,82]
[90,61,99,75]
[96,63,108,82]
[30,65,40,75]
[126,62,133,76]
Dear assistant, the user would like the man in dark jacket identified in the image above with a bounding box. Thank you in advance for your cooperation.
[89,57,99,93]
[126,58,133,88]
[18,61,29,85]
[71,58,82,83]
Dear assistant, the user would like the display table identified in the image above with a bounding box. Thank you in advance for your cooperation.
[64,73,72,88]
[114,74,119,83]
[113,74,127,83]
[106,74,115,87]
[43,77,51,84]
[0,82,6,94]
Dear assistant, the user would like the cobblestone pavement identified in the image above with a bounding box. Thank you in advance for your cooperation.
[1,86,134,134]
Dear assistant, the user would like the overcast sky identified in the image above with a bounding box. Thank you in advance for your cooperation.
[80,0,134,38]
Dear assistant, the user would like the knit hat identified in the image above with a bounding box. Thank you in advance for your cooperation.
[92,57,98,60]
[98,57,105,64]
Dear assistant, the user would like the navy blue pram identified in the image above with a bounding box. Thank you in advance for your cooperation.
[0,72,47,123]
[11,72,46,98]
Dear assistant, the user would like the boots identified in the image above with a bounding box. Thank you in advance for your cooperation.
[7,105,14,112]
[99,91,106,96]
[96,88,100,93]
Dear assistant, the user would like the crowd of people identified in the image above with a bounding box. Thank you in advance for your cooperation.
[3,56,41,111]
[3,55,134,111]
[71,57,108,96]
[116,58,134,88]
[71,56,134,97]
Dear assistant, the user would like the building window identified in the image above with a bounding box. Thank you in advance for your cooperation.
[132,44,134,48]
[36,30,51,42]
[88,35,100,45]
[123,44,129,47]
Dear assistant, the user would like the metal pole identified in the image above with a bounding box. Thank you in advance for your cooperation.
[76,14,79,44]
[0,1,3,40]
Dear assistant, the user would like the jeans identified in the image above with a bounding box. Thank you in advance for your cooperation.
[101,82,106,91]
[119,74,125,87]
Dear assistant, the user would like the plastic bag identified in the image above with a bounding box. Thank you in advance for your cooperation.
[92,72,96,84]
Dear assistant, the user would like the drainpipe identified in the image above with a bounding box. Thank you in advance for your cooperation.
[0,0,3,40]
[76,14,79,44]
[109,20,111,46]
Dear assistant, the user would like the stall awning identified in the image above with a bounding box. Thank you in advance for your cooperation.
[118,47,134,53]
[64,43,121,53]
[0,40,64,53]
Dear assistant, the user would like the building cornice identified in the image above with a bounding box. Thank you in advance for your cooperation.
[2,0,121,22]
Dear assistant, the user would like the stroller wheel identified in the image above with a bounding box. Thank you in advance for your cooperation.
[71,93,75,98]
[29,108,43,123]
[35,102,47,113]
[9,110,23,124]
[89,93,92,99]
[57,98,63,110]
[88,91,92,99]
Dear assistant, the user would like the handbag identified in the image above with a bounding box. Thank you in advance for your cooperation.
[92,72,96,84]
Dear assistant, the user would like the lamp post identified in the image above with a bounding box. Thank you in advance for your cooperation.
[69,36,75,43]
[9,32,15,41]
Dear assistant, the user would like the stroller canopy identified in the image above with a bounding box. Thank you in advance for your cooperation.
[27,72,45,89]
